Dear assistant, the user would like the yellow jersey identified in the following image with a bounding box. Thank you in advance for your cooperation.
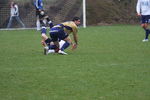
[61,21,78,35]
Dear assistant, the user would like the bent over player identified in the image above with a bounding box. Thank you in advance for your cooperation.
[45,17,81,55]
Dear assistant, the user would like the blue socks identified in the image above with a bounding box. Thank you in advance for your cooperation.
[41,27,46,34]
[60,41,70,51]
[145,29,150,39]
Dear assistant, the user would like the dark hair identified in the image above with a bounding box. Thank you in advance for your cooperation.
[72,17,80,21]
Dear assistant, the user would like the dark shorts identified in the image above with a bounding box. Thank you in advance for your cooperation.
[50,27,68,42]
[36,9,45,19]
[36,9,40,17]
[141,15,150,24]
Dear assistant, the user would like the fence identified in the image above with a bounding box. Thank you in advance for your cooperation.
[0,0,83,28]
[0,0,139,29]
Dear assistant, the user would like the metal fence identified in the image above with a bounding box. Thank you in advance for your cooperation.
[0,0,83,28]
[0,0,139,29]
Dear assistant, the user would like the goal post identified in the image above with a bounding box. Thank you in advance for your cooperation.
[83,0,86,28]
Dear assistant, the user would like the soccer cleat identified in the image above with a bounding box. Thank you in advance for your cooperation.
[142,39,149,42]
[44,46,49,55]
[58,50,68,55]
[47,50,55,54]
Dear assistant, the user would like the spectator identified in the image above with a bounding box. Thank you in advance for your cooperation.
[7,1,25,28]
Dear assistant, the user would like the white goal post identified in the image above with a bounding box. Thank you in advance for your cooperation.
[83,0,86,28]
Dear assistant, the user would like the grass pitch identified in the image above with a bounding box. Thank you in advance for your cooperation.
[0,25,150,100]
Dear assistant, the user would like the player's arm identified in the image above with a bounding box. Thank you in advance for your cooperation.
[72,28,78,49]
[136,0,141,16]
[67,36,73,45]
[14,5,18,15]
[73,32,78,45]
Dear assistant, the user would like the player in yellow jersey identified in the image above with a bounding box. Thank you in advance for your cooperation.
[45,17,80,55]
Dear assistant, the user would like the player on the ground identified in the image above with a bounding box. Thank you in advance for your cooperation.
[45,17,81,55]
[136,0,150,42]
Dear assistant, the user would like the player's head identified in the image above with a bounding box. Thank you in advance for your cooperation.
[72,17,80,26]
[11,1,15,7]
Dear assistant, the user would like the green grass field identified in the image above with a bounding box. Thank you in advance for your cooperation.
[0,25,150,100]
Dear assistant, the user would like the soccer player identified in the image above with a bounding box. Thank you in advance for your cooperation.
[39,10,53,51]
[34,0,43,30]
[34,0,53,30]
[7,2,25,28]
[41,26,66,55]
[46,17,81,55]
[34,1,53,52]
[40,16,53,51]
[136,0,150,42]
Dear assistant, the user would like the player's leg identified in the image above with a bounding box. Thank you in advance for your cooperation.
[60,36,72,51]
[40,25,52,55]
[7,16,13,28]
[47,40,66,55]
[141,15,150,42]
[41,27,51,55]
[36,10,41,31]
[44,15,53,28]
[41,27,51,47]
[15,16,25,28]
[59,40,65,49]
[142,23,149,42]
[39,10,53,48]
[40,20,52,46]
[56,32,70,55]
[36,17,41,31]
[46,28,59,55]
[47,28,61,54]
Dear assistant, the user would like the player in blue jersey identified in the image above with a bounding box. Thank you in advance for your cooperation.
[136,0,150,42]
[34,0,53,49]
[34,0,53,29]
[44,17,81,55]
[34,0,43,30]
